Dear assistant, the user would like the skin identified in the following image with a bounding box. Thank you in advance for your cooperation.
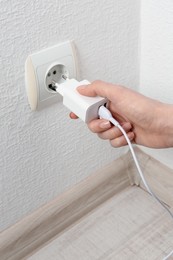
[70,80,173,148]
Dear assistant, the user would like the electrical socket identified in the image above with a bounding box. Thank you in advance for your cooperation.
[25,41,78,110]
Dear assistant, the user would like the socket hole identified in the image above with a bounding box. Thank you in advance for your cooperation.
[48,84,56,91]
[48,72,51,77]
[53,70,56,75]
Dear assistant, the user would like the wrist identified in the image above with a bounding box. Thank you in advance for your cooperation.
[156,103,173,147]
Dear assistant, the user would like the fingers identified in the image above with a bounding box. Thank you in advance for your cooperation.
[77,80,122,101]
[69,112,78,119]
[98,122,132,140]
[88,119,111,133]
[88,119,134,147]
[70,111,134,147]
[110,132,135,147]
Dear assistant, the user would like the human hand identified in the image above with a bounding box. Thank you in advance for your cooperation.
[70,80,173,148]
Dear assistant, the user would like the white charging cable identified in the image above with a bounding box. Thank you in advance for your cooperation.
[99,105,173,260]
[98,105,173,219]
[163,249,173,260]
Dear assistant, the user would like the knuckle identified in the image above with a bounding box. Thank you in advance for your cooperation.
[97,133,106,140]
[92,80,103,85]
[110,137,127,148]
[110,139,119,148]
[87,122,98,133]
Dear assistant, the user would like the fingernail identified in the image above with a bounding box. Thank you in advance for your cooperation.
[99,121,111,129]
[123,122,132,131]
[129,132,135,140]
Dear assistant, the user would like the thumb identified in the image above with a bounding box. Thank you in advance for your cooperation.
[77,80,118,100]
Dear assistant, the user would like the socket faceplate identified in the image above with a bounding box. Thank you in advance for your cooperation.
[25,41,77,110]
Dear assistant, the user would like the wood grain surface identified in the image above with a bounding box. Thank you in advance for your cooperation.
[28,186,173,260]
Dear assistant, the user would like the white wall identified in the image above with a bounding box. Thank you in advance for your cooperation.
[0,0,140,231]
[140,0,173,168]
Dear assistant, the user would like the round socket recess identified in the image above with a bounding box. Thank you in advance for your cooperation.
[45,64,69,93]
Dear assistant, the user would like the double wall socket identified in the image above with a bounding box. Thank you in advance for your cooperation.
[25,41,78,110]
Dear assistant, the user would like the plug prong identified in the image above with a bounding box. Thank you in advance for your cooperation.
[62,75,68,80]
[49,80,59,92]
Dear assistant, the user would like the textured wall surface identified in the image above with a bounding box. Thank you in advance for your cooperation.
[140,0,173,168]
[0,0,140,230]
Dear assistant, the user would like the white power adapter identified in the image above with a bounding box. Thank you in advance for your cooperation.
[53,79,107,123]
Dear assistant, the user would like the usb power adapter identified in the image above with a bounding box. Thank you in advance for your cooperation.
[52,78,107,123]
